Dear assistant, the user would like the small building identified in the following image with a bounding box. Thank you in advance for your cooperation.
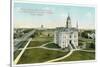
[88,33,95,39]
[54,15,78,49]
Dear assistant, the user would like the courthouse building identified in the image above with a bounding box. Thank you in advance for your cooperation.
[54,15,78,49]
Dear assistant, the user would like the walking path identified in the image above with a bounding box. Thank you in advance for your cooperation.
[44,50,74,63]
[18,47,40,50]
[43,42,77,62]
[17,42,52,50]
[15,40,95,63]
[40,42,53,47]
[44,48,95,63]
[14,38,32,64]
[80,50,95,52]
[18,46,67,52]
[40,47,67,52]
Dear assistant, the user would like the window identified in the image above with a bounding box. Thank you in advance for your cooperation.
[74,35,76,38]
[70,35,71,38]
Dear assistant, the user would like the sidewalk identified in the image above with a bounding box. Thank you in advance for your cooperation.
[14,38,32,64]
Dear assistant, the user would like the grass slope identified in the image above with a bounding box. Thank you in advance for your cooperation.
[17,48,68,64]
[57,51,95,62]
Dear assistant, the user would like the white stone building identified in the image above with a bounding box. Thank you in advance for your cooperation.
[54,15,78,49]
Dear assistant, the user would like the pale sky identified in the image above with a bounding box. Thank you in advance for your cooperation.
[13,2,95,29]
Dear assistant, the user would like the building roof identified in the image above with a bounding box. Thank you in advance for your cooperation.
[56,27,78,32]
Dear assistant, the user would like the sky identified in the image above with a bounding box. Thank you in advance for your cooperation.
[13,2,95,29]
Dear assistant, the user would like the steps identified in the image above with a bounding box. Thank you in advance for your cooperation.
[69,41,77,50]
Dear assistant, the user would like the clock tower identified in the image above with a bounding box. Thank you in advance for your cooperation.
[66,15,71,28]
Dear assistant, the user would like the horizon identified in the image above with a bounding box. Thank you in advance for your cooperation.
[14,27,95,30]
[14,2,95,29]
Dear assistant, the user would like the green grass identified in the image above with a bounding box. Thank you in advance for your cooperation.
[79,38,94,43]
[17,48,68,64]
[45,43,60,49]
[28,36,53,47]
[78,45,95,50]
[32,37,53,42]
[28,41,50,47]
[57,51,95,62]
[78,37,95,50]
[27,30,54,47]
[14,50,21,60]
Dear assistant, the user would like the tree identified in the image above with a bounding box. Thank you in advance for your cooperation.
[89,42,95,49]
[81,31,88,38]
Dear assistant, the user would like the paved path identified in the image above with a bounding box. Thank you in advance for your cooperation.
[76,49,95,52]
[40,42,53,47]
[14,30,35,51]
[40,47,67,52]
[15,41,95,63]
[17,47,40,50]
[17,42,53,50]
[14,38,32,64]
[44,50,73,63]
[44,49,95,63]
[18,46,67,52]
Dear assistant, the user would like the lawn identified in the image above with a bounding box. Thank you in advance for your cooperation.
[28,36,53,47]
[57,51,95,62]
[17,48,68,64]
[14,40,29,60]
[27,29,54,47]
[28,40,51,47]
[45,43,61,49]
[79,38,94,43]
[78,37,95,50]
